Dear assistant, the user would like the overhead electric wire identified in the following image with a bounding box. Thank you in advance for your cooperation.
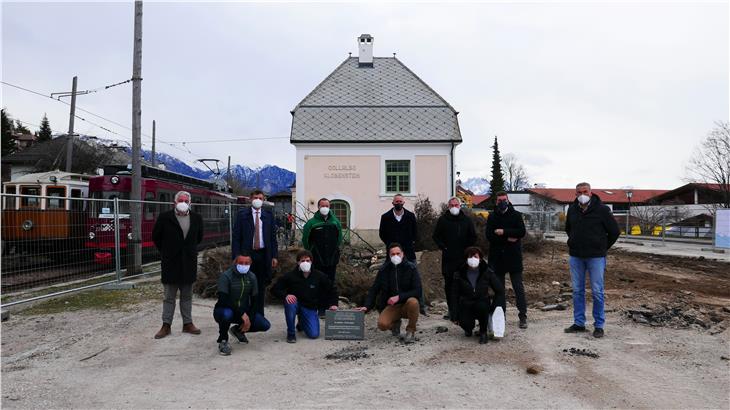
[0,80,221,158]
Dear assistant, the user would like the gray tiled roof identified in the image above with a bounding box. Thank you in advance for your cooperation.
[291,57,461,143]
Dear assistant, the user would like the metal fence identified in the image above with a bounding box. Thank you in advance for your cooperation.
[0,194,293,307]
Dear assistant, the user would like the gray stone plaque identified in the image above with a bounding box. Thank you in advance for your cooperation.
[324,310,365,340]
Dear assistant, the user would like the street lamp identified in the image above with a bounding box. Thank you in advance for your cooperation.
[626,189,633,236]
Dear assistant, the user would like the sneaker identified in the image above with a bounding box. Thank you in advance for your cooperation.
[391,320,402,337]
[218,340,231,356]
[593,328,604,338]
[229,326,249,344]
[464,329,473,337]
[564,324,587,333]
[403,331,417,344]
[479,333,488,344]
[519,318,528,329]
[287,334,297,344]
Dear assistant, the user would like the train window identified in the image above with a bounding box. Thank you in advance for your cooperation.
[46,186,66,210]
[20,186,41,209]
[4,185,17,210]
[159,192,171,205]
[144,192,156,220]
[90,191,130,215]
[70,189,83,211]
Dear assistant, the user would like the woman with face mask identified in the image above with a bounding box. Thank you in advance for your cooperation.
[449,246,505,344]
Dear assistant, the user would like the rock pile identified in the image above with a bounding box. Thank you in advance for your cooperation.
[625,303,727,333]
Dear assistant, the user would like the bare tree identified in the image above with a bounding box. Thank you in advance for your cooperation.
[502,153,530,191]
[686,121,730,210]
[630,200,690,236]
[528,192,559,231]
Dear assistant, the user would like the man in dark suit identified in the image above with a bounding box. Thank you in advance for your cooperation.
[152,190,204,339]
[378,194,417,262]
[232,189,278,316]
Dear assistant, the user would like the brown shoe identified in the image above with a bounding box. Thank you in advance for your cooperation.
[154,323,171,339]
[182,323,201,335]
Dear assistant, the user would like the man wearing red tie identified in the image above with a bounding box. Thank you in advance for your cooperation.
[232,190,278,316]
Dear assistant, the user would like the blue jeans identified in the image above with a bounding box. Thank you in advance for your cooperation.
[569,256,606,329]
[284,301,320,339]
[213,307,270,342]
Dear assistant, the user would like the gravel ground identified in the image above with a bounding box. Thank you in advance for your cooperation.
[2,293,729,409]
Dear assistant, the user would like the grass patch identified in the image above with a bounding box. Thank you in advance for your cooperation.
[18,281,163,316]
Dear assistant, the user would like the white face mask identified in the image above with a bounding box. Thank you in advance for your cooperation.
[467,257,481,268]
[449,207,460,216]
[299,261,312,272]
[390,255,402,265]
[236,264,251,274]
[251,199,263,209]
[577,194,591,205]
[319,207,330,216]
[175,202,190,214]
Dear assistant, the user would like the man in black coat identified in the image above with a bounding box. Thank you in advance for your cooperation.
[152,191,204,339]
[564,182,620,339]
[232,189,278,316]
[432,197,477,319]
[486,191,528,329]
[379,194,418,262]
[357,243,423,344]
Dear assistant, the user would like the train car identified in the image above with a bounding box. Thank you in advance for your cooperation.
[85,165,235,264]
[1,170,90,259]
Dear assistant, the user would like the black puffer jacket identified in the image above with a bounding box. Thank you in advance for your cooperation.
[485,203,526,272]
[449,260,505,320]
[565,194,621,258]
[364,260,422,312]
[152,210,204,284]
[432,210,477,274]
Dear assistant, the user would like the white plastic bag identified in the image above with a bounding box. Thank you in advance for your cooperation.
[489,306,506,338]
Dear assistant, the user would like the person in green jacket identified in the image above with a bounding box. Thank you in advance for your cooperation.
[301,198,343,315]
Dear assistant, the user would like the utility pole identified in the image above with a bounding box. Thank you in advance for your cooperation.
[64,76,78,172]
[151,119,156,167]
[227,155,231,183]
[127,0,144,275]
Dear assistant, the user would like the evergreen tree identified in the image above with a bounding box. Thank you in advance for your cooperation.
[14,120,31,135]
[1,109,16,157]
[488,135,505,206]
[37,113,52,142]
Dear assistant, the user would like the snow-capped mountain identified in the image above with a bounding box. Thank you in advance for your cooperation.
[461,177,490,195]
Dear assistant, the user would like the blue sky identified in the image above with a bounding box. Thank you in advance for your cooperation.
[2,1,728,189]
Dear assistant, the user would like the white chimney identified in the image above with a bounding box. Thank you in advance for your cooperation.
[357,34,373,66]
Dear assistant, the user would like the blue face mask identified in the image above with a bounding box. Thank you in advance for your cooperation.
[236,264,251,274]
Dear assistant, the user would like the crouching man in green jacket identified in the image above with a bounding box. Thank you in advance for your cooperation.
[213,252,271,355]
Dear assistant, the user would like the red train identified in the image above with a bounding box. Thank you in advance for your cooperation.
[85,165,237,264]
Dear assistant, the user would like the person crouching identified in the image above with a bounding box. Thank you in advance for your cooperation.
[271,250,339,343]
[213,252,271,355]
[450,246,505,344]
[357,243,423,344]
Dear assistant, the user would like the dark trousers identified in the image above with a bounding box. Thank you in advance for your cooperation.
[213,307,270,343]
[313,262,337,284]
[313,262,336,315]
[251,249,270,316]
[495,268,527,319]
[458,299,490,334]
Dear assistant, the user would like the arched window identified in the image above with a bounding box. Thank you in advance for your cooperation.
[329,199,350,230]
